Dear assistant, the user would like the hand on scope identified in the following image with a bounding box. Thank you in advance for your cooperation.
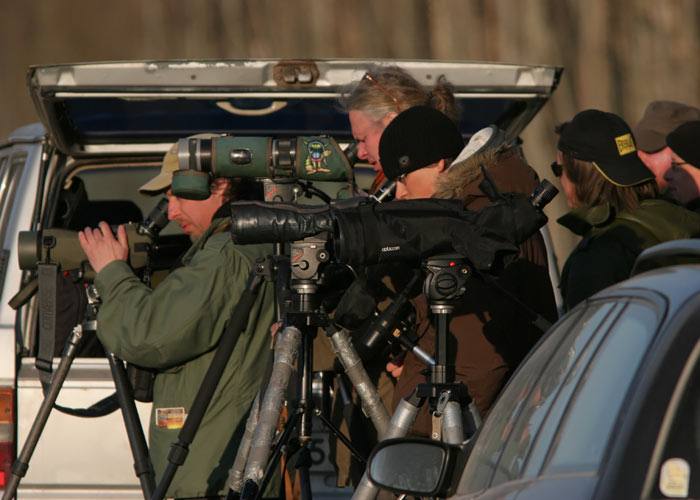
[78,221,129,274]
[269,321,282,339]
[386,350,406,379]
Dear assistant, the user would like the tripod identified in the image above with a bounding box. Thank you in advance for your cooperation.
[352,254,481,500]
[3,284,155,500]
[226,235,391,500]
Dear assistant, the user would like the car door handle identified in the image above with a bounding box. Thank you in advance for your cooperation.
[216,100,287,116]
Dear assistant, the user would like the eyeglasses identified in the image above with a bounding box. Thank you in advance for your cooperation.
[363,73,402,113]
[396,173,407,184]
[550,161,563,178]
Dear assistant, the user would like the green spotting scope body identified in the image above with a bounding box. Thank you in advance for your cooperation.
[172,135,353,200]
[18,223,158,281]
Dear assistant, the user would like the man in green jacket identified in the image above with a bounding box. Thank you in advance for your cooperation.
[78,142,276,499]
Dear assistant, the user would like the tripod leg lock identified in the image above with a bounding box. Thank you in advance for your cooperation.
[11,460,29,477]
[167,441,190,466]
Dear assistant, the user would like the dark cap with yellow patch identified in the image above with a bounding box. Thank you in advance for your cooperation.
[557,109,654,187]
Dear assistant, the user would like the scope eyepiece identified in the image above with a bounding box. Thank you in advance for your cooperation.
[139,198,170,239]
[177,137,213,173]
[529,179,559,211]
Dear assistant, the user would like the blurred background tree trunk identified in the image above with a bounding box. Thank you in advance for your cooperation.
[1,0,699,268]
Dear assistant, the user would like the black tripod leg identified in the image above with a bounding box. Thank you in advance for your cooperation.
[105,350,155,499]
[1,324,85,500]
[313,409,366,465]
[151,270,265,500]
[295,445,313,500]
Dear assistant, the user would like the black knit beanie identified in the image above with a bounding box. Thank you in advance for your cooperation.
[379,106,464,181]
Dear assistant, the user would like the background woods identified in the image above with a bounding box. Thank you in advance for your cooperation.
[2,0,699,264]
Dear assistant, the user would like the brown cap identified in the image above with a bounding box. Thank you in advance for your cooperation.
[139,133,219,196]
[632,100,700,153]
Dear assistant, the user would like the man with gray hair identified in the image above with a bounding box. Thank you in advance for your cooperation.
[633,100,700,192]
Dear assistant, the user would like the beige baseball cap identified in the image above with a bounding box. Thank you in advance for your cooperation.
[632,101,700,153]
[139,133,219,196]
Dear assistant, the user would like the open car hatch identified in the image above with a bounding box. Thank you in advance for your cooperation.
[27,59,562,157]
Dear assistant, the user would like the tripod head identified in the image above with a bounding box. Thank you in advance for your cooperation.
[276,233,335,327]
[423,254,472,314]
[81,284,101,332]
[420,254,472,388]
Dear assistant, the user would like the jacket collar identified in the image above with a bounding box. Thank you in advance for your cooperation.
[557,203,615,236]
[433,146,507,200]
[181,210,231,264]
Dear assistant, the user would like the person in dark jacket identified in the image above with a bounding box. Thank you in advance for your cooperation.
[664,120,700,209]
[554,110,700,311]
[328,66,462,485]
[632,100,700,193]
[377,105,558,435]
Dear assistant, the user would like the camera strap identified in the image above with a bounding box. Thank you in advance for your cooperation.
[34,271,121,417]
[36,263,58,386]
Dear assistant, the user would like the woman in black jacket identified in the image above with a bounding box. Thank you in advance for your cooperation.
[554,109,700,311]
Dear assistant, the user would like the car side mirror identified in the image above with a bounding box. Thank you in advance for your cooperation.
[367,438,466,497]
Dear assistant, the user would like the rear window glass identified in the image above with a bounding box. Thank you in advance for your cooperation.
[458,297,662,494]
[61,166,179,235]
[60,96,527,142]
[543,300,658,474]
[0,153,25,244]
[457,302,619,493]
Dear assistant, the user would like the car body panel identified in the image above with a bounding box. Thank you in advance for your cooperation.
[0,125,46,387]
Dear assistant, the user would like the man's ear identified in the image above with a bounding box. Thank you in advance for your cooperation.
[381,111,399,128]
[209,177,230,197]
[436,158,447,173]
